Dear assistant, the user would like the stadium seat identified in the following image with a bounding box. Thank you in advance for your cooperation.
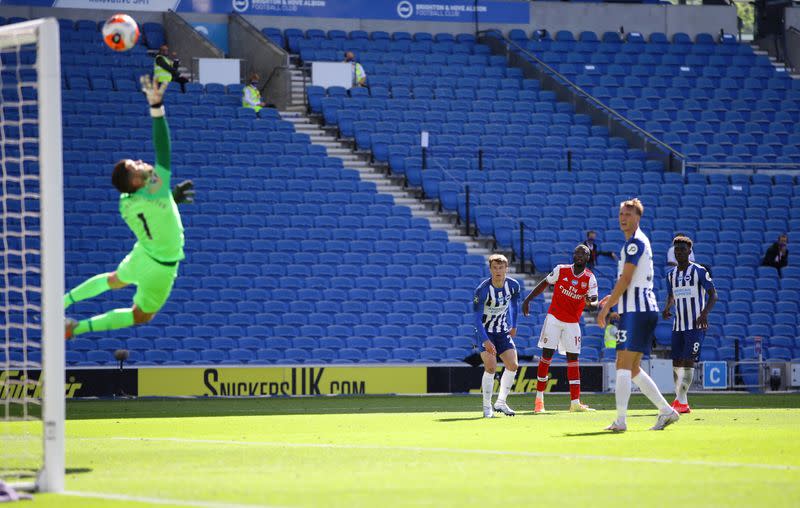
[54,19,800,369]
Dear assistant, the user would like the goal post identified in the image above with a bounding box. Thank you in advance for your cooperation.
[0,17,64,493]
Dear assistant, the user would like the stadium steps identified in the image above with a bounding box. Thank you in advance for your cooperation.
[751,45,800,79]
[277,112,545,294]
[288,67,308,112]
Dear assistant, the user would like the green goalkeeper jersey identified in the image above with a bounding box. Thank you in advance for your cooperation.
[119,116,185,263]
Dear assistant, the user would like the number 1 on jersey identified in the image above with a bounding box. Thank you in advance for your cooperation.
[137,213,153,240]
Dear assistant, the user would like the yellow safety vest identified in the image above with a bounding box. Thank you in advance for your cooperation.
[154,55,174,83]
[604,324,618,349]
[354,62,366,85]
[242,85,262,112]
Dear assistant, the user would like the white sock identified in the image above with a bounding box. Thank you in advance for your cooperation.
[535,391,544,401]
[615,369,632,425]
[496,369,516,404]
[482,372,494,408]
[673,367,685,401]
[678,368,694,405]
[633,369,671,413]
[570,399,581,406]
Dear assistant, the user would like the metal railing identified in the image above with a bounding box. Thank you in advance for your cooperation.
[228,13,291,110]
[478,30,686,174]
[786,26,800,73]
[686,161,800,174]
[481,30,800,176]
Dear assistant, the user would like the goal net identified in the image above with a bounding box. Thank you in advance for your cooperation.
[0,18,64,493]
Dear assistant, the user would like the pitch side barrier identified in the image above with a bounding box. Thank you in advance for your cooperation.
[7,362,798,397]
[477,30,686,175]
[1,364,609,398]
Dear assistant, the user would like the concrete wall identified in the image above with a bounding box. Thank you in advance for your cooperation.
[786,7,800,70]
[529,4,736,39]
[239,3,737,39]
[786,6,800,30]
[2,3,738,40]
[228,13,291,110]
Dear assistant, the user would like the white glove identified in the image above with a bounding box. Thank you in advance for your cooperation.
[140,74,168,107]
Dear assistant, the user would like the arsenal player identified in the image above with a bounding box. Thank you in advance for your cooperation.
[522,244,598,413]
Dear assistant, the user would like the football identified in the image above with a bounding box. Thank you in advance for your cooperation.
[102,14,139,52]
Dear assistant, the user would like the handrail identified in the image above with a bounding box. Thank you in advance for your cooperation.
[263,65,289,91]
[785,26,800,72]
[685,161,800,173]
[478,30,685,162]
[228,12,291,110]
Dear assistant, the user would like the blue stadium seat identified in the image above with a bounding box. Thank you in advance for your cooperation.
[55,21,800,367]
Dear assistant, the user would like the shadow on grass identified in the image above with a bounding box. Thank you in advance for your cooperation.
[64,393,800,420]
[562,431,626,437]
[66,396,488,420]
[66,467,93,475]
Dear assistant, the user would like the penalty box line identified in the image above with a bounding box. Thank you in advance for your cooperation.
[62,490,284,508]
[83,437,800,472]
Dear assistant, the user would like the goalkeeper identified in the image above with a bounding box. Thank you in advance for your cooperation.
[65,76,194,339]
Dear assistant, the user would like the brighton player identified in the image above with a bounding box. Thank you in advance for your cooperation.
[597,199,680,431]
[662,235,717,414]
[64,76,193,339]
[473,254,521,418]
[522,245,598,413]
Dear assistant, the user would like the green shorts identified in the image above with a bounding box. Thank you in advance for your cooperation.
[116,245,180,313]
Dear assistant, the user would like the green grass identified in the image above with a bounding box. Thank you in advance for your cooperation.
[18,394,800,507]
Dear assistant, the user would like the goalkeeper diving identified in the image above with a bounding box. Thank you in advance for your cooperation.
[65,76,194,339]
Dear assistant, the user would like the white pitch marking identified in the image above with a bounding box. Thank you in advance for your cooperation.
[62,490,283,508]
[80,437,800,472]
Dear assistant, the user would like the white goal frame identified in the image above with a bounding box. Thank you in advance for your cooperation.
[0,17,64,493]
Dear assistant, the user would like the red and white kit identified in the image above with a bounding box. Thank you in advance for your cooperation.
[538,264,598,354]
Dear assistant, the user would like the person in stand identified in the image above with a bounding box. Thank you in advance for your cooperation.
[344,51,367,87]
[242,73,271,113]
[153,44,189,93]
[761,233,789,277]
[582,230,617,270]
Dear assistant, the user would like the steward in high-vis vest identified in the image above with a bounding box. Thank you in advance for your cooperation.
[604,312,620,349]
[344,51,367,87]
[154,45,188,93]
[242,73,268,113]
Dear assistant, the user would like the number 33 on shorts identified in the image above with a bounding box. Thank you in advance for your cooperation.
[616,329,628,343]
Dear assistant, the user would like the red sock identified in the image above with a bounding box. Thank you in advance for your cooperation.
[567,360,580,401]
[536,356,551,392]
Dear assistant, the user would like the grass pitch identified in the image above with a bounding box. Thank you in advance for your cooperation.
[19,393,800,507]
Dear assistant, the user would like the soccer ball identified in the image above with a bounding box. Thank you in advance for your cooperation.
[102,14,140,52]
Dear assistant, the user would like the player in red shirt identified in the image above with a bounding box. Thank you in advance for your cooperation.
[522,245,599,413]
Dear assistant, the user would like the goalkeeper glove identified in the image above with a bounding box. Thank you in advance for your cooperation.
[140,74,168,107]
[172,179,195,204]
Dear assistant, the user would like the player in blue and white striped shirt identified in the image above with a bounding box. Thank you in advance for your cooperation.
[597,199,679,432]
[663,235,717,414]
[473,254,521,418]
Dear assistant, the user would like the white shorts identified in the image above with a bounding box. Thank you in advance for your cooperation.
[538,314,582,355]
